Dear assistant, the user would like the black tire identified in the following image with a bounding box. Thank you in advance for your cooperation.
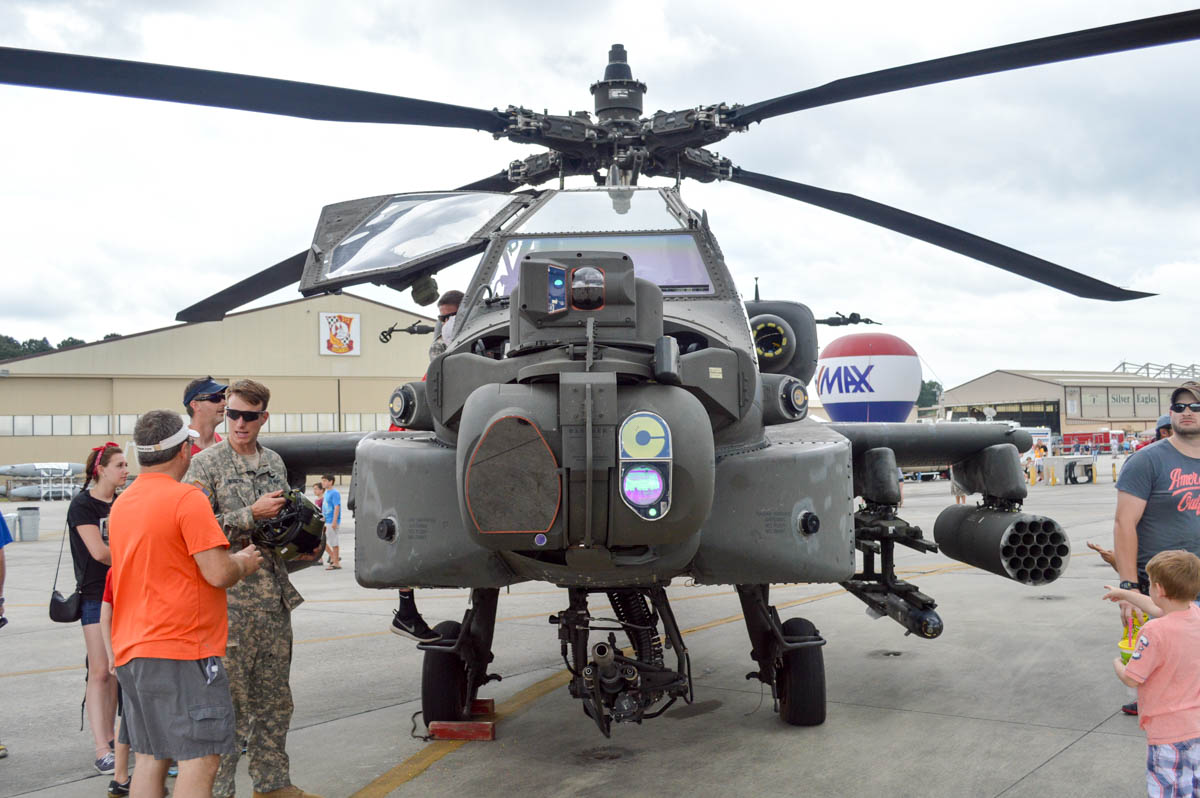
[421,621,468,723]
[778,617,826,727]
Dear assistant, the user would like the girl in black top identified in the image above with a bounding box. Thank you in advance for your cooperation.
[66,442,128,775]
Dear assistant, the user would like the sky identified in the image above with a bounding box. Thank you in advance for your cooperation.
[0,0,1196,388]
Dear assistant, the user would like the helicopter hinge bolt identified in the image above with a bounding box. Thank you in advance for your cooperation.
[798,512,821,536]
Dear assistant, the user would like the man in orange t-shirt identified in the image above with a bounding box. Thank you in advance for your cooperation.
[109,410,262,798]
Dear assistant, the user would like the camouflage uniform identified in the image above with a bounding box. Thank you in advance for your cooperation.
[186,439,301,798]
[428,330,449,360]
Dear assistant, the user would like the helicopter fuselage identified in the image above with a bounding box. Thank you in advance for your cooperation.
[349,186,854,591]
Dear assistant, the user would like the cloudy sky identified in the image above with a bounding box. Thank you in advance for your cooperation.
[1,0,1196,388]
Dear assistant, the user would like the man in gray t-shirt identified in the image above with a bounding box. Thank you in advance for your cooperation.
[1110,380,1200,717]
[1114,380,1200,595]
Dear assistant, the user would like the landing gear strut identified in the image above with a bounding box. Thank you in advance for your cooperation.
[736,583,827,726]
[552,586,692,737]
[418,587,502,722]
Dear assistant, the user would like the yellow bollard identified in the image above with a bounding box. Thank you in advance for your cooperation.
[1050,466,1057,486]
[1113,462,1119,482]
[1029,465,1037,486]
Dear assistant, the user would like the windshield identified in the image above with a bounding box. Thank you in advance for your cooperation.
[489,233,712,298]
[325,192,514,280]
[514,188,685,233]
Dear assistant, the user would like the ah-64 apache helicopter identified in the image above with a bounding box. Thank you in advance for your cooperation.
[3,10,1195,736]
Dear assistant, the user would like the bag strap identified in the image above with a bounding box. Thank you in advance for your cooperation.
[52,518,69,592]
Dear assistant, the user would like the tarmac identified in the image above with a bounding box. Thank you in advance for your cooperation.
[0,475,1148,798]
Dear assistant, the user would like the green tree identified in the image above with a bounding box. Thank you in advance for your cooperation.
[102,332,121,340]
[917,380,942,407]
[20,338,53,355]
[57,336,86,349]
[0,335,21,360]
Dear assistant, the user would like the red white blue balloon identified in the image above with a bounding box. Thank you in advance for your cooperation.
[815,333,922,422]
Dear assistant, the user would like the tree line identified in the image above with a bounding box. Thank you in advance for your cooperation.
[0,333,121,360]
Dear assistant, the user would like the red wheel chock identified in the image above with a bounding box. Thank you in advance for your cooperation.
[427,698,497,741]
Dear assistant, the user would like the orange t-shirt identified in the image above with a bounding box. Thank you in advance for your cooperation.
[108,472,230,666]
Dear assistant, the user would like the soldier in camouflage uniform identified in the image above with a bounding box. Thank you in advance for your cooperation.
[186,379,322,798]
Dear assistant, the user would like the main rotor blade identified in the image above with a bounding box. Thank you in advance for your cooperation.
[455,171,520,192]
[0,47,509,132]
[176,250,308,323]
[729,168,1152,301]
[727,9,1200,126]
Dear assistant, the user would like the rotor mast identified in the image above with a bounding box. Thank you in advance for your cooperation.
[591,44,648,187]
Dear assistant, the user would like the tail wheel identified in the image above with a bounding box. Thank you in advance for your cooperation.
[777,617,826,727]
[421,620,468,722]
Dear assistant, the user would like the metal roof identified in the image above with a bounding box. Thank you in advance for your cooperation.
[1000,369,1182,387]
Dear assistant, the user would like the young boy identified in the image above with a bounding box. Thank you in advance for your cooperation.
[1105,550,1200,796]
[320,475,342,570]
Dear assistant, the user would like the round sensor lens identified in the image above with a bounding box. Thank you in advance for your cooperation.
[571,266,605,310]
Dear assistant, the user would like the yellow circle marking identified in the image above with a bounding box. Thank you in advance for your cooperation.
[620,413,667,459]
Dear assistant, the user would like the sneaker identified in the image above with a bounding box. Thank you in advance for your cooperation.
[167,762,178,777]
[1122,701,1138,716]
[95,752,116,775]
[0,741,7,758]
[390,611,440,642]
[107,777,131,797]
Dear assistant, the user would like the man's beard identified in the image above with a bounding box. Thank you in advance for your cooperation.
[1172,419,1200,440]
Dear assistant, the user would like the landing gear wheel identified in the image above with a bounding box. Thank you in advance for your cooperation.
[778,617,826,726]
[421,621,468,722]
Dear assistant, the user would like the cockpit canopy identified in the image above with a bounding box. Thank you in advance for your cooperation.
[299,187,718,300]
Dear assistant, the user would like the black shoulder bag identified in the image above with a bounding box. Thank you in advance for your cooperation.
[50,521,82,623]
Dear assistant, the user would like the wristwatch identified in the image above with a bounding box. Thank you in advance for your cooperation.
[1119,580,1138,591]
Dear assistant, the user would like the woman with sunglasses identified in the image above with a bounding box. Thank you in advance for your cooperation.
[67,441,129,775]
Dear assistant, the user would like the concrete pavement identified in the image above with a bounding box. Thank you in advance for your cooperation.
[0,478,1146,798]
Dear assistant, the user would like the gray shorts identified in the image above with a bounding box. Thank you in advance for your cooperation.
[116,656,236,760]
[325,523,339,548]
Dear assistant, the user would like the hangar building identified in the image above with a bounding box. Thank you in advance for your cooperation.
[0,293,432,469]
[938,367,1192,435]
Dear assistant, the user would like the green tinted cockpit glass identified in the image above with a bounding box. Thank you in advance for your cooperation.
[489,233,713,297]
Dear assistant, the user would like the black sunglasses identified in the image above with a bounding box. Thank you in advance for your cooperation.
[194,392,225,403]
[1171,402,1200,413]
[225,409,265,422]
[438,311,457,322]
